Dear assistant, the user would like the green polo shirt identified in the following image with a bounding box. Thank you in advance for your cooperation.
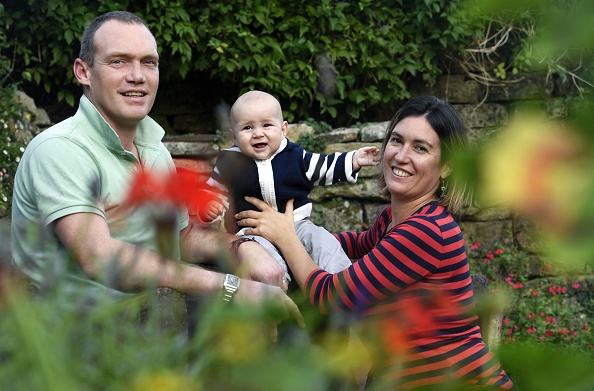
[11,95,189,305]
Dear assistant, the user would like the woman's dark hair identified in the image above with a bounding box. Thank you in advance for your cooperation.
[79,11,152,67]
[377,95,473,214]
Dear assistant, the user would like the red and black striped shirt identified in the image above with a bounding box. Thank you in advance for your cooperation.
[305,202,514,390]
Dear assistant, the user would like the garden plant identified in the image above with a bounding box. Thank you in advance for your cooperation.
[0,0,594,390]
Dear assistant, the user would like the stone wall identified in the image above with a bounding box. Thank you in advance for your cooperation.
[8,72,586,266]
[161,73,593,338]
[163,72,558,254]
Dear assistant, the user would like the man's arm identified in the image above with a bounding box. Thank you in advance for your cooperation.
[53,213,285,301]
[179,220,286,287]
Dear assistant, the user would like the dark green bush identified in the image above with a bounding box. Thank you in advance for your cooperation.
[0,9,27,215]
[1,0,479,124]
[296,133,326,154]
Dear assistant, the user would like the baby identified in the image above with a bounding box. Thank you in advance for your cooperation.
[201,90,379,284]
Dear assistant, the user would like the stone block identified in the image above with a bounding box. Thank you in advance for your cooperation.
[325,141,383,154]
[13,90,37,113]
[318,127,359,144]
[546,98,569,119]
[454,103,509,128]
[312,199,365,233]
[33,108,52,127]
[467,126,500,147]
[287,123,314,142]
[309,179,389,203]
[360,122,390,142]
[513,216,545,254]
[459,220,513,249]
[410,74,481,104]
[163,135,220,158]
[480,72,554,102]
[461,206,513,222]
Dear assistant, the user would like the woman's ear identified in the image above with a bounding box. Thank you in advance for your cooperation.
[440,163,452,179]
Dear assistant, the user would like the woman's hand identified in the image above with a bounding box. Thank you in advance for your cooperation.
[235,197,296,247]
[237,197,318,290]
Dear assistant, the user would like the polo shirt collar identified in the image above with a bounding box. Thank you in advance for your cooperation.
[77,95,165,151]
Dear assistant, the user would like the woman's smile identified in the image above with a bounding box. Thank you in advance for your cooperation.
[392,167,412,177]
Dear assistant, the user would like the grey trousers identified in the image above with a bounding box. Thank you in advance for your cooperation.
[244,219,353,282]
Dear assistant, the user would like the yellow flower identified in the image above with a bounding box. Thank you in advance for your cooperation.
[214,319,269,362]
[131,370,194,391]
[480,113,589,235]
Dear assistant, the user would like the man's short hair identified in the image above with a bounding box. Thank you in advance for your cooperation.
[79,11,151,67]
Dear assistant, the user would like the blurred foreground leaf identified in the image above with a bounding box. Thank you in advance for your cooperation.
[500,342,594,391]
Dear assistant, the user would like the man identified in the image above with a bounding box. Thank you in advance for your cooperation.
[10,11,299,324]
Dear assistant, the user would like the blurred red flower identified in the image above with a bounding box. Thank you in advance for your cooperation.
[123,167,218,214]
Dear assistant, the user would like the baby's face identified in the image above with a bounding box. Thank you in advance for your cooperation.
[232,98,288,160]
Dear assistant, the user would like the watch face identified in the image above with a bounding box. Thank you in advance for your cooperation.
[225,274,240,288]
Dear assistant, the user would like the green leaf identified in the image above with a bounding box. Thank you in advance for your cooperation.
[65,91,74,107]
[64,30,73,44]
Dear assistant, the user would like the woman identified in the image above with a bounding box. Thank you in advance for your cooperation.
[236,96,515,390]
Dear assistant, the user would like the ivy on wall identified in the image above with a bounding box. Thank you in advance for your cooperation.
[1,0,479,124]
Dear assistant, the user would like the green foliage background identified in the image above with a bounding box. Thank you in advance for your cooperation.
[0,1,594,389]
[0,0,479,124]
[0,6,27,215]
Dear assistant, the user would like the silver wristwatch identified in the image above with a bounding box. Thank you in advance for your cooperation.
[222,274,240,303]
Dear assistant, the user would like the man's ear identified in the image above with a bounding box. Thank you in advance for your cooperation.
[440,163,452,179]
[73,59,91,87]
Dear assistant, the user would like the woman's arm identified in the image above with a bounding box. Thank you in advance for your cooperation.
[238,198,442,313]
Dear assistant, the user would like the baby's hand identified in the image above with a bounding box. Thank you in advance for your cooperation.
[199,201,225,222]
[354,146,380,170]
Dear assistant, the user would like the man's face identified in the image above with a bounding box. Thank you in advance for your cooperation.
[77,20,159,133]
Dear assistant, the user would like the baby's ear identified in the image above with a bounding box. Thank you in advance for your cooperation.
[281,121,289,137]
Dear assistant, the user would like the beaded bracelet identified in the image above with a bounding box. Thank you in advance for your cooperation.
[230,237,257,255]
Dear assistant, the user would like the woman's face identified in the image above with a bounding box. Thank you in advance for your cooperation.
[383,115,443,202]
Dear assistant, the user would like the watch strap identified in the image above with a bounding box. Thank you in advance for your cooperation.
[223,273,240,303]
